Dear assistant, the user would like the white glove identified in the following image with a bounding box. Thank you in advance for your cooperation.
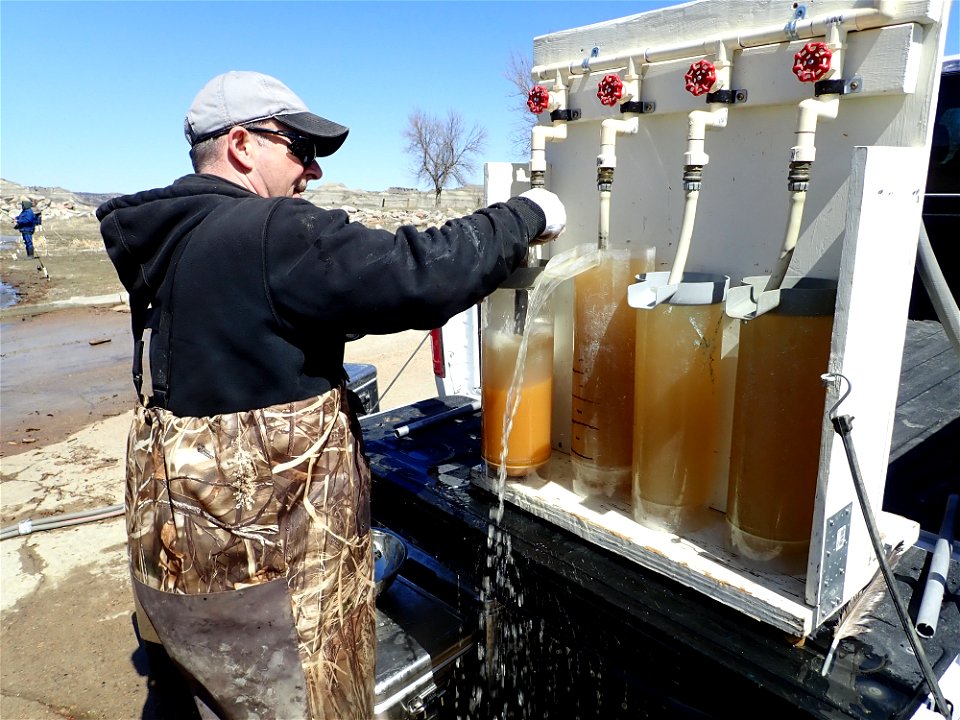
[519,188,566,242]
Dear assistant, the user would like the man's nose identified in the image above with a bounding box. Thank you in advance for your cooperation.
[304,160,322,182]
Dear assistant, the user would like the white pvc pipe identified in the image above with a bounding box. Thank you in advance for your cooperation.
[916,494,958,638]
[530,72,570,175]
[530,123,568,174]
[791,24,845,164]
[0,503,125,541]
[532,6,891,81]
[917,224,960,355]
[596,60,644,252]
[598,116,640,171]
[684,105,729,166]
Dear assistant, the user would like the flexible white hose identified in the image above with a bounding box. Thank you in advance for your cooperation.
[598,190,611,251]
[917,223,960,356]
[765,189,807,291]
[668,189,700,285]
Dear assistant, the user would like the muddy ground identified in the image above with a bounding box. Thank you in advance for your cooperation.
[0,219,441,718]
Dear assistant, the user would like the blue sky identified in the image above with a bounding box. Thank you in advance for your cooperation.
[2,1,957,195]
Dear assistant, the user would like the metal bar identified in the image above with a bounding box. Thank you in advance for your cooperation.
[393,399,481,438]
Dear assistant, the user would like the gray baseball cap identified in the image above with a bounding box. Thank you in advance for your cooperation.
[183,70,349,156]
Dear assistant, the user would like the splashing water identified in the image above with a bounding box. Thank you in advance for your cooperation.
[492,244,603,524]
[477,244,601,719]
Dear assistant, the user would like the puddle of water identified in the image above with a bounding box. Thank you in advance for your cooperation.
[0,281,17,308]
[1,236,22,307]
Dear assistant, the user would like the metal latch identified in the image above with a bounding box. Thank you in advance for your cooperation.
[401,680,443,719]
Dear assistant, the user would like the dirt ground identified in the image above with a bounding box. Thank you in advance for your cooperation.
[0,221,441,718]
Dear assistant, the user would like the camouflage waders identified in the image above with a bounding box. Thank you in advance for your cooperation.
[126,387,374,719]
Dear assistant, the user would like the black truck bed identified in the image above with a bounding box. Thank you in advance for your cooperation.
[363,320,958,720]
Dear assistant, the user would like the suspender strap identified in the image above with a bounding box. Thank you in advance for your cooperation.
[130,300,149,402]
[129,237,193,409]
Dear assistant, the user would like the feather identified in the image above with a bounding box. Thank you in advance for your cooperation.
[821,541,907,676]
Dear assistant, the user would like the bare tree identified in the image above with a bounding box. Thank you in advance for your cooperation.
[505,50,537,157]
[403,109,486,207]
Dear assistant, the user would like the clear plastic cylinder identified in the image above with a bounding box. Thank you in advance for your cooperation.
[571,246,656,502]
[725,278,837,575]
[481,275,555,478]
[630,272,736,533]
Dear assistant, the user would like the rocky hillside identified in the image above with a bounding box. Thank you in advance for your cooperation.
[1,178,484,233]
[1,179,100,226]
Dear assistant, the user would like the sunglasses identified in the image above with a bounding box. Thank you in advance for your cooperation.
[244,127,317,167]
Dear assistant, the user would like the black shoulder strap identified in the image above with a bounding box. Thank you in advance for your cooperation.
[129,298,150,403]
[129,237,194,409]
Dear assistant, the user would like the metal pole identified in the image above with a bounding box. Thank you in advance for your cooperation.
[823,373,952,717]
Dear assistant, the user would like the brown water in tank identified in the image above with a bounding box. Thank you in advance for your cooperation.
[633,301,734,532]
[726,311,834,574]
[571,247,656,502]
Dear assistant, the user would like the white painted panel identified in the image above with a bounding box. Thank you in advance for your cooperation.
[808,145,929,615]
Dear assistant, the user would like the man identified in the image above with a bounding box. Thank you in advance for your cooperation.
[14,199,40,257]
[98,70,564,719]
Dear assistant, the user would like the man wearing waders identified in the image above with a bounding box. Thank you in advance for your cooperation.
[97,70,565,719]
[14,199,40,257]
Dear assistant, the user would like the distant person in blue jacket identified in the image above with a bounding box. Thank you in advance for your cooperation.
[14,200,40,258]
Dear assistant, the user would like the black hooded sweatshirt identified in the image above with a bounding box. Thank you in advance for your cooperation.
[98,174,545,418]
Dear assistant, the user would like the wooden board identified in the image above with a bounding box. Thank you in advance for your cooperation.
[889,320,960,459]
[472,452,919,637]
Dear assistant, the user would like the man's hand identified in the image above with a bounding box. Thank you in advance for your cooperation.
[520,188,566,242]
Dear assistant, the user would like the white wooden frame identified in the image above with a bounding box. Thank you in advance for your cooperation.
[475,0,950,634]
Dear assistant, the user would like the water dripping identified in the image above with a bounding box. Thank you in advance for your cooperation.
[476,245,601,719]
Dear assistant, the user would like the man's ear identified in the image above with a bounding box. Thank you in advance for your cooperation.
[226,126,256,172]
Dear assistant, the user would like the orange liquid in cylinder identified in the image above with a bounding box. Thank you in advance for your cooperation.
[726,312,833,571]
[633,303,731,531]
[482,328,553,476]
[571,249,655,499]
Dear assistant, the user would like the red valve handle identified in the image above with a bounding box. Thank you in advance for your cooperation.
[793,42,833,82]
[684,60,717,96]
[597,74,624,107]
[527,85,550,114]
